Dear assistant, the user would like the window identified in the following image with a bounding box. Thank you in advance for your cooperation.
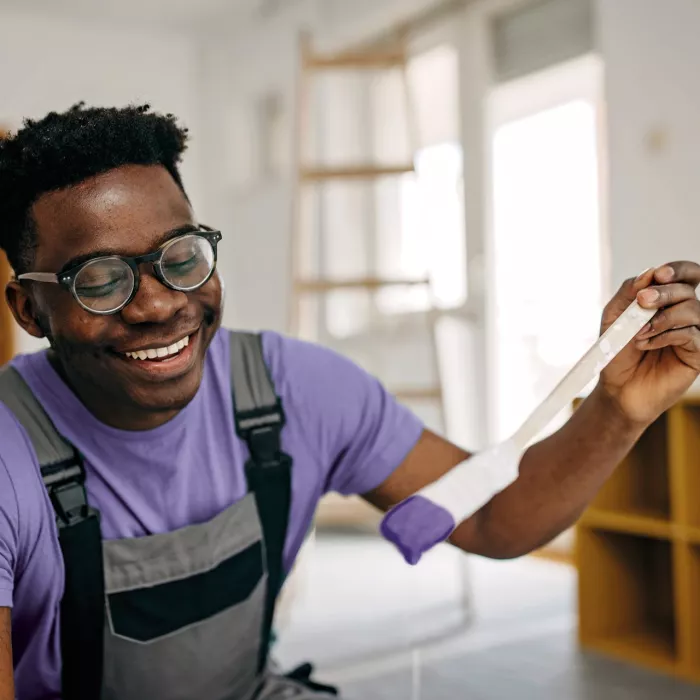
[488,55,606,442]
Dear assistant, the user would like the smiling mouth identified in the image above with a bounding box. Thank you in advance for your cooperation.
[122,334,191,362]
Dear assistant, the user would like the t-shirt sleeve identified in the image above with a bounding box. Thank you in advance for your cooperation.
[263,332,425,496]
[0,407,21,609]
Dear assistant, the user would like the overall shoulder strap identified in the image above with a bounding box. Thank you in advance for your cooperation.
[0,365,104,700]
[228,331,291,673]
[0,365,75,470]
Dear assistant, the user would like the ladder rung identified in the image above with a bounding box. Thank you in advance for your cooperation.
[295,277,430,293]
[300,164,415,182]
[393,387,443,402]
[304,50,406,71]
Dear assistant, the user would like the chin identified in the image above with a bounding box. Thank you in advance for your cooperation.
[127,362,206,414]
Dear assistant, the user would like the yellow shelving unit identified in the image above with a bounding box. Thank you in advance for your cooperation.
[0,251,13,366]
[0,129,14,366]
[576,393,700,683]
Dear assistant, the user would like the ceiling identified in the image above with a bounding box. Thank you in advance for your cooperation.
[0,0,286,31]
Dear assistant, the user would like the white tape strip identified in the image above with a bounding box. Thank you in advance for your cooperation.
[511,299,654,451]
[419,440,521,524]
[412,299,654,523]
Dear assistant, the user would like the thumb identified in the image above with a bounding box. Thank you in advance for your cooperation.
[601,267,656,333]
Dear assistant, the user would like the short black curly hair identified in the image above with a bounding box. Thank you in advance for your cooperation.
[0,102,190,275]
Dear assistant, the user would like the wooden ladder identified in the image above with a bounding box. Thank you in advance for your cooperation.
[290,32,447,527]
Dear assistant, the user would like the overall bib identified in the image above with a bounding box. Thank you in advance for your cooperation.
[0,332,338,700]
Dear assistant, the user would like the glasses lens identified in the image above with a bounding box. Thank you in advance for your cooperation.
[73,259,135,313]
[160,234,215,291]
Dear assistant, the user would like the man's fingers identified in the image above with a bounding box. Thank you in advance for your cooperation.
[636,282,699,310]
[625,267,656,297]
[652,261,700,287]
[636,326,700,353]
[637,299,700,339]
[634,267,657,290]
[602,262,700,333]
[602,268,656,330]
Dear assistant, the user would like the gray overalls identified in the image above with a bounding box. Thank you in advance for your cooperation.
[0,332,339,700]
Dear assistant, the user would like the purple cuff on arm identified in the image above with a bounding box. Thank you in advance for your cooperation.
[380,495,456,565]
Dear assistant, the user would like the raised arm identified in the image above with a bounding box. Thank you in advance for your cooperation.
[366,262,700,559]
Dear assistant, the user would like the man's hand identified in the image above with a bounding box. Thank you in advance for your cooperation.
[600,262,700,426]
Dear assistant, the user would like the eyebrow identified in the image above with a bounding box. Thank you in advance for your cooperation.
[59,224,200,273]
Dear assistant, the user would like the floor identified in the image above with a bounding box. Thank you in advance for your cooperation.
[273,532,700,699]
[339,629,700,700]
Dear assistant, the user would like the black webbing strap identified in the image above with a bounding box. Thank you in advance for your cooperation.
[229,331,292,674]
[244,442,291,674]
[56,495,105,700]
[42,456,105,700]
[0,367,104,700]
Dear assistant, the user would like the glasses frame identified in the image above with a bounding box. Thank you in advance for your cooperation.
[18,228,222,315]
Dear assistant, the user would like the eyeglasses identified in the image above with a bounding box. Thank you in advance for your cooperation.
[18,228,222,315]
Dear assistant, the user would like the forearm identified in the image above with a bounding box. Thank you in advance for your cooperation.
[452,384,645,559]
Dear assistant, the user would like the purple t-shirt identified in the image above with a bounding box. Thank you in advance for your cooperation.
[0,328,423,699]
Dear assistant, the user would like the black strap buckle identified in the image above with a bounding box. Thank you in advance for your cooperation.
[285,663,339,696]
[41,454,95,528]
[236,403,286,467]
[236,402,285,435]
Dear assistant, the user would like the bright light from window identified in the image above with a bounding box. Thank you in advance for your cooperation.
[377,142,468,314]
[492,98,603,441]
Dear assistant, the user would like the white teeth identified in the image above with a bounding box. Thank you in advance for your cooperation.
[124,335,191,361]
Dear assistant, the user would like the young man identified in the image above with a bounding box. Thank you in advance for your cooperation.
[0,104,698,700]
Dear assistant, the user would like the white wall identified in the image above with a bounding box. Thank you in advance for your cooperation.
[597,0,700,287]
[197,17,307,334]
[0,9,205,353]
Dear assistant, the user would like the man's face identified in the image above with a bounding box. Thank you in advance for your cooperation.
[14,164,222,424]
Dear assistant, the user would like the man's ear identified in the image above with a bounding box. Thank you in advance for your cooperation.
[5,281,46,339]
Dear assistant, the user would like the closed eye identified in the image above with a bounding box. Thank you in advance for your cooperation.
[163,256,199,273]
[75,279,123,298]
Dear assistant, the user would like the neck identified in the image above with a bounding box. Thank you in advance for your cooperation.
[48,350,180,431]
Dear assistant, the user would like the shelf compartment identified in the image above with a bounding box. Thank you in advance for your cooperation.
[578,528,677,672]
[683,526,700,545]
[580,508,672,540]
[668,401,700,528]
[590,413,670,522]
[675,543,700,680]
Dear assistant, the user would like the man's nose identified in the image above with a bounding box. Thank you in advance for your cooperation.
[120,271,188,325]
